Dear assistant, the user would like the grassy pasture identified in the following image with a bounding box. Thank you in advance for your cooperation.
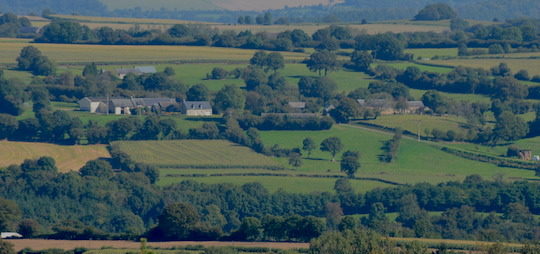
[0,40,308,65]
[258,125,538,184]
[0,141,110,172]
[357,114,469,135]
[114,140,281,169]
[426,58,540,76]
[448,135,540,159]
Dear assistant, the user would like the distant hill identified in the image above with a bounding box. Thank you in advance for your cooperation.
[99,0,342,11]
[1,0,539,22]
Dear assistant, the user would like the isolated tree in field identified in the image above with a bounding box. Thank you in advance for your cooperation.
[373,36,404,61]
[307,50,339,76]
[250,51,268,67]
[213,85,245,113]
[302,138,316,158]
[157,202,200,240]
[330,97,360,123]
[82,62,99,77]
[288,152,303,168]
[187,84,210,101]
[350,50,373,72]
[265,52,285,72]
[492,111,529,144]
[320,137,343,162]
[340,150,360,178]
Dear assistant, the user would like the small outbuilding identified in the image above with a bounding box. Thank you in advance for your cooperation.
[182,101,213,116]
[116,66,157,79]
[1,232,23,239]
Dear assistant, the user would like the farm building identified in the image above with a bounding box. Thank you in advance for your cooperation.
[357,99,427,115]
[288,101,306,112]
[79,97,176,115]
[1,232,22,239]
[116,66,157,79]
[182,101,213,116]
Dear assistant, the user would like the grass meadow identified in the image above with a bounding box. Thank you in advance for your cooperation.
[115,140,282,169]
[0,141,110,172]
[357,114,469,134]
[426,58,540,76]
[258,125,539,184]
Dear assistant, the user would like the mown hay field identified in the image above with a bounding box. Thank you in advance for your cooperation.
[0,40,308,65]
[6,239,309,252]
[258,125,538,185]
[114,140,282,169]
[426,58,540,76]
[0,141,110,172]
[46,14,448,35]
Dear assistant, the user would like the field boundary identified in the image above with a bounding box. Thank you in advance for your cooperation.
[158,164,286,170]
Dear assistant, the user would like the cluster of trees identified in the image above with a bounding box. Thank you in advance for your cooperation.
[0,13,33,37]
[414,3,457,21]
[380,129,402,162]
[0,156,161,237]
[35,21,342,52]
[17,46,55,76]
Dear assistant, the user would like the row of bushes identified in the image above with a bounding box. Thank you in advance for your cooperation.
[441,147,540,170]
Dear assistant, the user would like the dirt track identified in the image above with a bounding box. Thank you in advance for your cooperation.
[6,240,309,251]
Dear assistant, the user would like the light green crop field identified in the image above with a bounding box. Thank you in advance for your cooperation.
[115,140,282,168]
[258,125,538,184]
[357,114,469,135]
[0,141,110,172]
[0,40,308,65]
[379,61,453,73]
[426,58,540,76]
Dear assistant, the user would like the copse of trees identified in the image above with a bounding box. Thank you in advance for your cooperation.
[306,50,340,76]
[414,3,458,21]
[0,13,33,38]
[17,46,55,75]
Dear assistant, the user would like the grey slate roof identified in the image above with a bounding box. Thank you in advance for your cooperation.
[288,102,306,109]
[116,66,157,76]
[406,101,425,108]
[183,101,212,110]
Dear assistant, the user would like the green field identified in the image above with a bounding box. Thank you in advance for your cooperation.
[426,58,540,76]
[115,139,394,193]
[258,125,539,184]
[357,114,469,135]
[115,140,282,169]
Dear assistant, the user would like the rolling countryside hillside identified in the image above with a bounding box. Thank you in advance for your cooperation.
[99,0,342,11]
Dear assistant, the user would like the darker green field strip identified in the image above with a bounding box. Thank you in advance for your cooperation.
[164,172,403,186]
